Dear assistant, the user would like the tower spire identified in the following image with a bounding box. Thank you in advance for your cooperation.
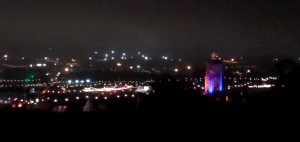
[210,52,218,60]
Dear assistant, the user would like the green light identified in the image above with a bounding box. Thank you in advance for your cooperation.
[31,75,34,78]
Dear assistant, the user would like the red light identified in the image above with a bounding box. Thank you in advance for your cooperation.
[12,104,16,108]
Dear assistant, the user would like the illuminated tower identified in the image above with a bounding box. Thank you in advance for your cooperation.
[205,52,222,94]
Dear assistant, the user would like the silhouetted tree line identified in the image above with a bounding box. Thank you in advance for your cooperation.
[2,68,48,82]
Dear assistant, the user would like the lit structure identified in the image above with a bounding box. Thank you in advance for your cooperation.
[205,52,222,94]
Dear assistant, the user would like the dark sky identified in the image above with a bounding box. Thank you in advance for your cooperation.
[0,0,299,60]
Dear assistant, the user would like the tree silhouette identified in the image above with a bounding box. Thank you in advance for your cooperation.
[269,59,300,110]
[274,59,300,76]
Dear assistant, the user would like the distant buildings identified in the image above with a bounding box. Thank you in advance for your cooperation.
[222,59,257,75]
[205,52,222,94]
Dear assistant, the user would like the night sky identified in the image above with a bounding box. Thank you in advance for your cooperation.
[0,0,299,60]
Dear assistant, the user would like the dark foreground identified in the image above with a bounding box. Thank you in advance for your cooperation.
[1,94,298,136]
[1,80,299,138]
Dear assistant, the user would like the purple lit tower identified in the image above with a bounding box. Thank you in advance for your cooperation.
[205,52,222,94]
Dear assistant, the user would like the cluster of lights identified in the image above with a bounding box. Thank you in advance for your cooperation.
[171,66,191,72]
[8,93,140,107]
[248,84,274,88]
[82,85,134,92]
[6,86,149,107]
[36,63,46,67]
[68,79,90,84]
[89,51,184,62]
[0,80,147,89]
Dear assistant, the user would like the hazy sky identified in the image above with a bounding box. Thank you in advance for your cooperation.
[0,0,299,60]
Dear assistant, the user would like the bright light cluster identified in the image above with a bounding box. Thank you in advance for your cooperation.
[82,85,134,92]
[248,84,273,88]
